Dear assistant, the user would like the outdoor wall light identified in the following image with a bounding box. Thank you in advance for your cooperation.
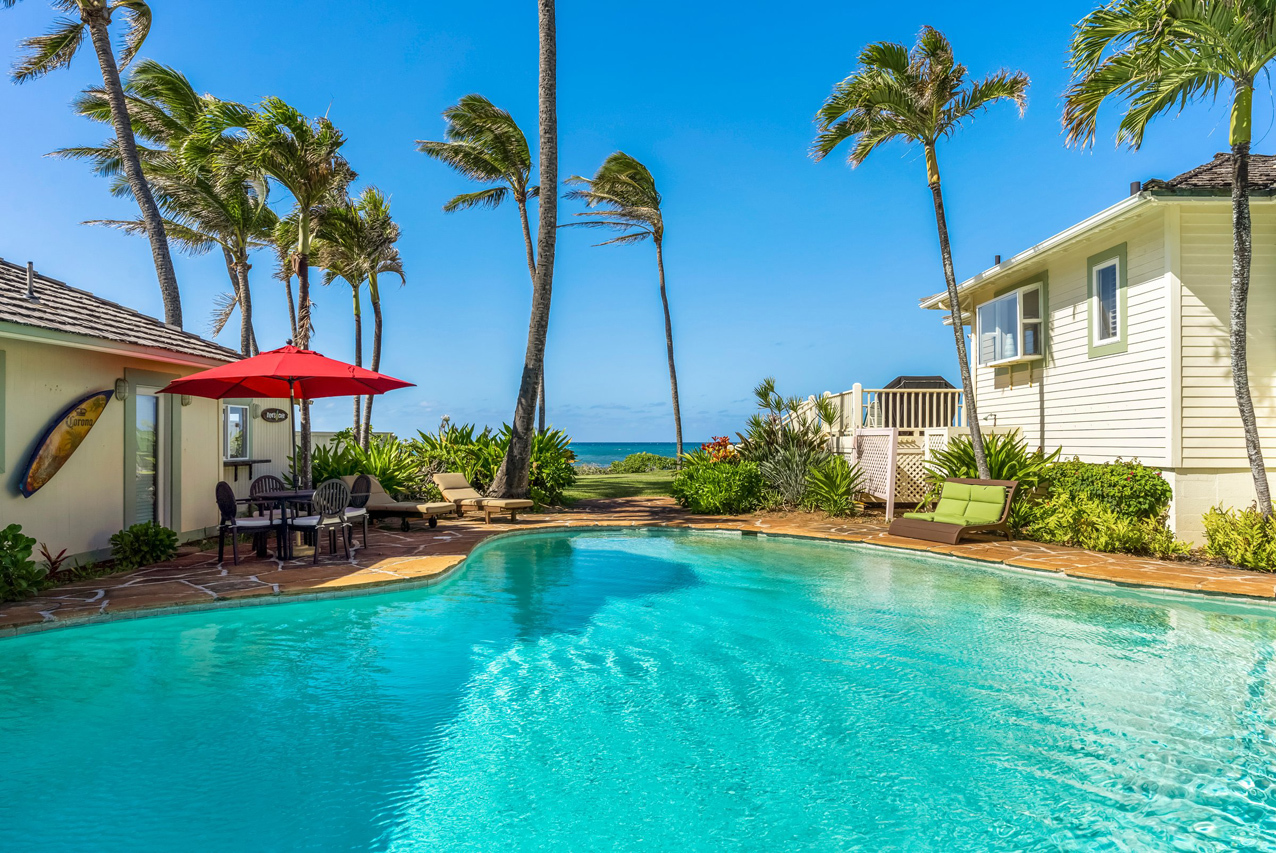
[181,395,193,407]
[114,378,129,401]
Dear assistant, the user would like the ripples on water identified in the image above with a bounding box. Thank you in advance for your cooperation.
[3,529,1276,851]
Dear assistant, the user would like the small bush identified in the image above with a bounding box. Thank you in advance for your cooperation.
[0,524,44,602]
[110,522,179,570]
[300,431,423,497]
[1023,494,1188,559]
[409,423,576,507]
[806,457,867,517]
[609,452,679,474]
[1047,458,1171,520]
[760,443,827,508]
[699,436,735,463]
[1202,506,1276,571]
[671,460,766,514]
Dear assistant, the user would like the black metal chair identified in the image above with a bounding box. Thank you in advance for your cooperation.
[216,481,279,566]
[288,479,353,564]
[248,474,288,518]
[345,473,371,548]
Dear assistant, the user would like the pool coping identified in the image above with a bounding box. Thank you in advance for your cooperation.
[4,510,1275,641]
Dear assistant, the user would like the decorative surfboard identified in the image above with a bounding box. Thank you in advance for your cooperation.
[21,389,113,498]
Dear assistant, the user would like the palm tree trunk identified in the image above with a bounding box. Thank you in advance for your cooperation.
[362,272,382,451]
[926,145,989,480]
[351,285,363,444]
[1229,142,1272,515]
[284,272,299,342]
[491,0,556,498]
[84,13,182,328]
[655,240,683,457]
[295,218,313,488]
[235,257,255,358]
[517,197,546,433]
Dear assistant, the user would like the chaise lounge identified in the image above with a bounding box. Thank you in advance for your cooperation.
[887,478,1018,545]
[340,474,456,531]
[433,472,534,523]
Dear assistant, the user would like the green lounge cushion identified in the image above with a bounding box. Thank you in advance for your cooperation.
[903,512,935,521]
[933,497,969,517]
[941,482,972,501]
[963,485,1007,524]
[930,513,972,526]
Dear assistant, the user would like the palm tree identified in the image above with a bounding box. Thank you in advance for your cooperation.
[417,95,545,431]
[315,187,404,447]
[201,97,355,486]
[490,0,557,498]
[55,61,270,355]
[1064,0,1276,516]
[812,26,1029,481]
[564,152,684,457]
[6,0,183,327]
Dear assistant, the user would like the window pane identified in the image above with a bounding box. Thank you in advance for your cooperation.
[998,294,1019,360]
[136,395,158,524]
[1096,263,1118,341]
[977,302,997,366]
[226,407,246,460]
[1021,287,1040,320]
[1023,322,1041,356]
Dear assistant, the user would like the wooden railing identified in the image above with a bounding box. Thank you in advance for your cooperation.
[809,384,965,435]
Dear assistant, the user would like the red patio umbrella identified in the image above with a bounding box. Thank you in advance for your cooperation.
[159,345,414,483]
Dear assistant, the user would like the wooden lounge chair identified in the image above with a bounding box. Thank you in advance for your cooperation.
[887,478,1018,545]
[433,472,534,523]
[339,475,455,531]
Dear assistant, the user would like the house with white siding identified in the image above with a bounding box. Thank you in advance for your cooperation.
[919,154,1276,541]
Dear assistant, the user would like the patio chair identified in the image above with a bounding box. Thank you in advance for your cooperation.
[216,481,281,566]
[338,474,455,532]
[432,472,534,523]
[887,478,1019,545]
[289,479,354,564]
[248,474,288,519]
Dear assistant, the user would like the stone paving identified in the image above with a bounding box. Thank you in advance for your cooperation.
[3,496,1274,637]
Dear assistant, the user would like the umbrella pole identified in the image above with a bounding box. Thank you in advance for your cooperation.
[289,380,298,487]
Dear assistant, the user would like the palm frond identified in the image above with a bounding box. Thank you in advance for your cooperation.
[209,289,238,337]
[442,186,508,213]
[11,16,84,83]
[112,0,152,67]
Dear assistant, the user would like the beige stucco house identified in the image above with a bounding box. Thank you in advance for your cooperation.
[920,153,1276,542]
[0,258,290,561]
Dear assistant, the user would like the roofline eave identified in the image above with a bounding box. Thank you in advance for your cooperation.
[0,320,237,367]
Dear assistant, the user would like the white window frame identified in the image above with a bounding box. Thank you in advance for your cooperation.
[224,404,250,461]
[1090,256,1122,347]
[975,282,1044,368]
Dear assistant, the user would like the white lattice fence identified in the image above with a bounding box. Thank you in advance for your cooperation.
[850,428,898,518]
[895,449,930,504]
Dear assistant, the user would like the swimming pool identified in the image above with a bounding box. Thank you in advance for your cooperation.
[3,529,1275,851]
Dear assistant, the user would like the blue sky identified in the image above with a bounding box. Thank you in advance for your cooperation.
[0,1,1264,441]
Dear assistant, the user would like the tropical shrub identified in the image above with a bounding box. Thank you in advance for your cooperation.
[1046,458,1171,520]
[807,456,867,517]
[609,452,679,474]
[671,460,766,515]
[922,431,1059,507]
[110,522,179,571]
[298,431,427,499]
[734,378,839,507]
[409,423,577,506]
[760,443,828,508]
[1202,506,1276,571]
[0,524,43,603]
[1021,494,1187,560]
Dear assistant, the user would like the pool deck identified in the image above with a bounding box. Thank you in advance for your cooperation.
[4,496,1275,636]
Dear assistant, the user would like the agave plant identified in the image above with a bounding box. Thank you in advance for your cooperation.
[807,456,868,517]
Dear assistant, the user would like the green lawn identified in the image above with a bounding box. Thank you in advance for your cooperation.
[563,471,675,504]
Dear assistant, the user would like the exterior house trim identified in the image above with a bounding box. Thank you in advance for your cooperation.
[1086,242,1129,358]
[1165,205,1183,468]
[0,321,232,370]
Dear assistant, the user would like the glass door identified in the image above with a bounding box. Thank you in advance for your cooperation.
[134,387,168,526]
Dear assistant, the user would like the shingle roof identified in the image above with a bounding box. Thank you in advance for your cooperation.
[0,258,238,362]
[1142,152,1276,193]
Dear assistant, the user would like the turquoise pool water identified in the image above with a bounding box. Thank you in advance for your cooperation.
[3,529,1276,851]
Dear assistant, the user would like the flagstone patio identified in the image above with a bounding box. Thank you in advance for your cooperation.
[3,495,1274,637]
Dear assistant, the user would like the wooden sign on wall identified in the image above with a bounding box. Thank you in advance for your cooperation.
[260,407,289,423]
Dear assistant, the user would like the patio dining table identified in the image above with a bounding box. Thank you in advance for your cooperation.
[251,489,315,559]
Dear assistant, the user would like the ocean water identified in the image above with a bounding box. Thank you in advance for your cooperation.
[572,441,690,466]
[3,529,1276,851]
